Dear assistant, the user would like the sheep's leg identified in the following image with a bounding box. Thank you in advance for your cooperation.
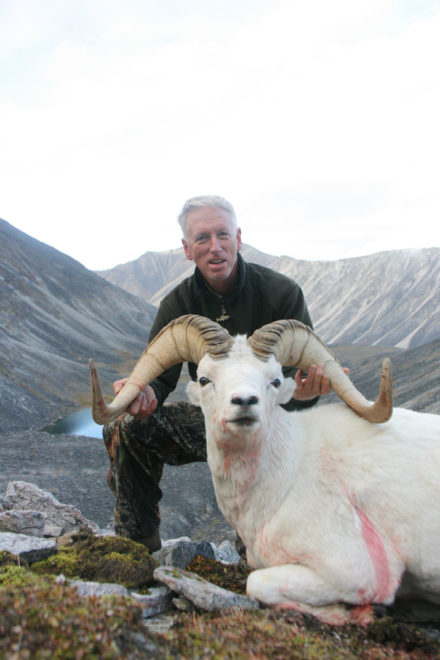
[246,564,374,626]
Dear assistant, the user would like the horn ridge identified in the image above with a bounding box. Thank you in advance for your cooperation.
[248,319,315,363]
[248,319,392,424]
[90,314,233,425]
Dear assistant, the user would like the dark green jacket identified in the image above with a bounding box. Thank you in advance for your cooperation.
[148,253,317,411]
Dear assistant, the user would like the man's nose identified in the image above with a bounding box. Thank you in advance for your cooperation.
[209,236,221,252]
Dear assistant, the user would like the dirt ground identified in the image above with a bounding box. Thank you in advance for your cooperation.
[0,428,233,543]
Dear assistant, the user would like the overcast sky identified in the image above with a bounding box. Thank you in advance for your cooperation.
[1,0,439,270]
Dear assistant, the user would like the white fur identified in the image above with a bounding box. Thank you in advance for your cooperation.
[186,336,440,624]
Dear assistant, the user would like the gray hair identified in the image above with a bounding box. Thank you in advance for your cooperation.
[177,195,237,238]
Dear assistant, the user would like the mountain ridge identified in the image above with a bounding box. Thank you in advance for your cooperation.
[97,244,440,350]
[0,218,156,431]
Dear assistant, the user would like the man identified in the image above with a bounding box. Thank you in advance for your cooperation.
[103,195,331,552]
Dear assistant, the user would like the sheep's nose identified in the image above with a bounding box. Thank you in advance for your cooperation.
[231,395,259,406]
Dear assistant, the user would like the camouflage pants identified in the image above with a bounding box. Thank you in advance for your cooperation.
[103,402,207,542]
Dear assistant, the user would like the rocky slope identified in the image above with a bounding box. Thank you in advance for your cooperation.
[98,244,440,349]
[0,218,156,431]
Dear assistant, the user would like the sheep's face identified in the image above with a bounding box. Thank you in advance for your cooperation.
[186,336,295,449]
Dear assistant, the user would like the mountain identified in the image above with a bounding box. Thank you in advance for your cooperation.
[98,244,440,350]
[98,248,193,305]
[0,218,156,432]
[329,340,440,414]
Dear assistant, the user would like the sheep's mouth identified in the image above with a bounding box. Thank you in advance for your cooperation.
[228,415,258,427]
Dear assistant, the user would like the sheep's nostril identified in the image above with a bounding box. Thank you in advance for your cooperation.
[231,395,259,406]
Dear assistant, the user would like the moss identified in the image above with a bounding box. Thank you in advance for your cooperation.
[164,609,440,659]
[173,556,440,658]
[1,544,438,657]
[186,554,251,594]
[367,616,436,652]
[31,529,158,593]
[0,564,54,589]
[0,577,155,658]
[0,550,27,568]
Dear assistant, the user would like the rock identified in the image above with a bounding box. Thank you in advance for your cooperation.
[0,531,58,563]
[0,509,45,537]
[172,595,193,611]
[131,585,175,618]
[153,565,259,612]
[70,579,130,598]
[143,614,178,634]
[215,540,241,564]
[57,532,75,546]
[161,536,192,548]
[153,539,215,569]
[3,481,100,535]
[44,523,64,538]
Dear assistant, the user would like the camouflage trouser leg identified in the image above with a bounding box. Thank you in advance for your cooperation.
[103,401,206,544]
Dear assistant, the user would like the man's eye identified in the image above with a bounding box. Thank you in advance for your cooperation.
[271,378,281,388]
[199,377,211,386]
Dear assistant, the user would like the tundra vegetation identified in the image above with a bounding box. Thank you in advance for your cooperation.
[1,543,439,658]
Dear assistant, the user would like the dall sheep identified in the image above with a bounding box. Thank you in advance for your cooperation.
[90,314,440,625]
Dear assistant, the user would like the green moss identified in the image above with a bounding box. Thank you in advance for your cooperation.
[0,565,54,589]
[32,546,78,575]
[1,537,438,657]
[31,529,159,593]
[0,578,152,658]
[186,554,251,594]
[0,550,27,568]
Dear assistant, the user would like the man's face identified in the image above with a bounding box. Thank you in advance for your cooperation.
[182,206,242,294]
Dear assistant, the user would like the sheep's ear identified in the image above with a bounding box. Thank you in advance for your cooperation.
[278,377,296,405]
[186,380,201,406]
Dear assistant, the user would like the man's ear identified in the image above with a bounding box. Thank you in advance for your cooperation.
[182,238,193,261]
[236,227,242,251]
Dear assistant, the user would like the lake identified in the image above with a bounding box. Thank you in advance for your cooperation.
[44,408,103,439]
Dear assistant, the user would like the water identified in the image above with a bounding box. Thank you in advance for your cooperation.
[44,408,103,439]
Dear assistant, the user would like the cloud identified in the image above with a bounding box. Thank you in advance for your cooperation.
[0,0,439,268]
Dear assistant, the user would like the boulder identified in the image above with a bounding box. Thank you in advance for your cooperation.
[154,565,259,612]
[0,531,57,563]
[3,481,99,536]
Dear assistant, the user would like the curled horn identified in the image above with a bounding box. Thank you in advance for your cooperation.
[89,314,233,425]
[248,319,392,423]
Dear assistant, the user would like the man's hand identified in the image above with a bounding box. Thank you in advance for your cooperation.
[113,379,158,419]
[293,365,349,401]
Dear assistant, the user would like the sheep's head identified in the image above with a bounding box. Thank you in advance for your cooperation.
[89,314,392,426]
[186,336,295,450]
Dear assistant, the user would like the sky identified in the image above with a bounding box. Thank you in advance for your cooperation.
[1,0,439,271]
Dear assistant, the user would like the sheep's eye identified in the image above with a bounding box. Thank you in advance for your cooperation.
[271,378,281,389]
[199,376,211,387]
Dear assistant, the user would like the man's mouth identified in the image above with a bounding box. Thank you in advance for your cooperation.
[209,259,225,265]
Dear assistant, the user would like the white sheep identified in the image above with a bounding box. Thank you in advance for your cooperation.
[90,314,440,625]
